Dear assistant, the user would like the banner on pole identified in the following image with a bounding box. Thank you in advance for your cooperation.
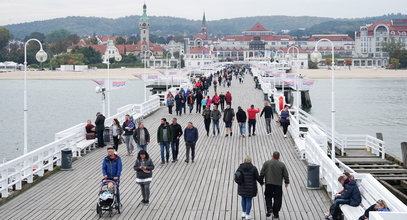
[111,79,127,90]
[92,79,105,86]
[299,79,316,90]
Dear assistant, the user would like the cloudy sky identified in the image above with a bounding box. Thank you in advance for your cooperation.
[0,0,405,25]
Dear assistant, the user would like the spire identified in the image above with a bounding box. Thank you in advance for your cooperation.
[140,3,149,22]
[202,12,206,28]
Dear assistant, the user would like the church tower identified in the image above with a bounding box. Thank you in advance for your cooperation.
[139,3,150,50]
[201,12,208,38]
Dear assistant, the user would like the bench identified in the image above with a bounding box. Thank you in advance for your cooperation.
[72,129,96,157]
[340,174,407,220]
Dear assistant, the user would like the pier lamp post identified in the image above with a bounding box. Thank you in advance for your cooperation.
[103,54,122,117]
[310,39,336,161]
[24,39,48,154]
[286,46,301,126]
[272,50,285,88]
[166,50,174,91]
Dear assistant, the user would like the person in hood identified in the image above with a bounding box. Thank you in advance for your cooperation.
[236,156,263,220]
[102,147,122,206]
[326,175,362,220]
[95,112,106,148]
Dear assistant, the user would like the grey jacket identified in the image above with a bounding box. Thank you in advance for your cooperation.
[211,109,222,121]
[260,159,289,186]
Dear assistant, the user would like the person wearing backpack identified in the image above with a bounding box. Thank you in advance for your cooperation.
[235,156,263,220]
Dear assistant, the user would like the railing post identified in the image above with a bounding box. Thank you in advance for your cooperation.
[401,142,407,169]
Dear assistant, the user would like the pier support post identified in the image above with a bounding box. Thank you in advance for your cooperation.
[401,142,407,169]
[301,91,312,109]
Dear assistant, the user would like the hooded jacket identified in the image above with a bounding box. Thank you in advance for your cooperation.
[237,162,263,197]
[338,179,362,206]
[102,155,122,179]
[157,122,173,143]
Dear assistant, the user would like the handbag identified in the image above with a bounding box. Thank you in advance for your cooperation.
[86,133,95,140]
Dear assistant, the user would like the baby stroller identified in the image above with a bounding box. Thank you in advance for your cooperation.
[96,179,121,218]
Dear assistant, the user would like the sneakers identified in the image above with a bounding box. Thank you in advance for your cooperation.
[325,216,333,220]
[273,214,279,219]
[284,135,287,138]
[245,214,252,219]
[184,160,189,163]
[230,132,233,136]
[248,134,251,137]
[252,133,256,136]
[225,134,229,137]
[241,212,246,218]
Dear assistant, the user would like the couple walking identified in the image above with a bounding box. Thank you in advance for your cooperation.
[236,151,289,219]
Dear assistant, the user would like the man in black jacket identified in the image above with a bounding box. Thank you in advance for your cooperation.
[175,92,183,116]
[219,92,226,112]
[95,112,106,147]
[260,101,274,135]
[236,106,247,137]
[170,118,183,162]
[223,105,235,137]
[195,91,203,113]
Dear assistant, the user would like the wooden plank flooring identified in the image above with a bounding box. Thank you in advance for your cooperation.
[0,75,331,219]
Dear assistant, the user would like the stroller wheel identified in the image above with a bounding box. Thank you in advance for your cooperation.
[96,204,102,218]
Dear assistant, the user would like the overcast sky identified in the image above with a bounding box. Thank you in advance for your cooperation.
[0,0,405,26]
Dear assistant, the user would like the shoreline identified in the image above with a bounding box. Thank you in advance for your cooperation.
[0,68,407,80]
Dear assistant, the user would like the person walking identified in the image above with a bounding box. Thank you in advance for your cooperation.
[223,104,235,137]
[201,97,207,111]
[166,92,175,115]
[109,119,123,152]
[202,106,212,136]
[170,118,183,162]
[236,106,247,137]
[195,91,204,113]
[261,101,274,135]
[206,96,212,107]
[211,105,222,136]
[187,93,195,114]
[102,147,122,206]
[279,105,291,138]
[213,79,218,93]
[133,122,150,152]
[175,92,183,116]
[157,118,173,164]
[184,122,199,163]
[95,112,106,148]
[133,150,155,205]
[181,93,187,114]
[225,91,232,106]
[212,93,220,108]
[122,114,135,156]
[236,156,263,219]
[260,151,289,219]
[219,92,226,112]
[246,105,260,137]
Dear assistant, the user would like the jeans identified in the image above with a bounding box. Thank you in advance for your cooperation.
[183,103,186,114]
[185,142,196,161]
[220,101,225,111]
[137,144,147,152]
[171,139,180,161]
[124,135,134,154]
[265,118,272,134]
[241,197,253,215]
[281,122,289,135]
[212,120,220,135]
[332,198,350,219]
[204,118,211,135]
[196,102,202,113]
[112,135,119,151]
[188,104,194,113]
[139,183,150,202]
[96,130,105,147]
[160,141,171,163]
[115,179,121,206]
[265,184,283,216]
[239,122,246,135]
[168,105,173,114]
[248,119,256,135]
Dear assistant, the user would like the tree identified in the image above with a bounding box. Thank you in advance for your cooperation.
[382,38,405,57]
[0,27,10,49]
[72,46,102,64]
[308,60,318,69]
[49,53,86,67]
[24,32,46,43]
[390,58,400,69]
[392,50,407,68]
[115,37,126,45]
[46,29,71,42]
[344,59,352,70]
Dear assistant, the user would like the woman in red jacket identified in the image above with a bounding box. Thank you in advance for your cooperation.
[212,93,220,108]
[246,105,260,136]
[225,91,232,106]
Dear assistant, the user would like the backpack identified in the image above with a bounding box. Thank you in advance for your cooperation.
[234,169,244,185]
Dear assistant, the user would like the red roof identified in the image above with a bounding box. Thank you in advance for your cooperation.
[194,33,207,40]
[307,35,354,42]
[246,22,269,32]
[359,21,407,36]
[222,35,294,41]
[280,47,308,53]
[188,47,210,54]
[98,36,127,42]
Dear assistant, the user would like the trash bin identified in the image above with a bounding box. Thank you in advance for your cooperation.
[61,149,73,170]
[307,164,320,189]
[103,127,110,143]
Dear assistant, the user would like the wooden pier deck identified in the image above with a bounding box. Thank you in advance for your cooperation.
[0,76,331,219]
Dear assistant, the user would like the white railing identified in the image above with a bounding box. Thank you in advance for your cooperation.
[0,95,161,198]
[370,212,407,220]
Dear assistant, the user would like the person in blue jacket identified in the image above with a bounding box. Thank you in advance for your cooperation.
[327,175,362,220]
[102,147,123,206]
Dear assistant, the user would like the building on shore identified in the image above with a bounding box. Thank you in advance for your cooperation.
[353,19,407,68]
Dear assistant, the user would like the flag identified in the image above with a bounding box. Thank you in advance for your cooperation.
[283,80,295,87]
[133,74,143,79]
[285,73,297,78]
[147,74,159,79]
[111,80,127,90]
[299,79,316,90]
[92,79,105,86]
[167,69,178,76]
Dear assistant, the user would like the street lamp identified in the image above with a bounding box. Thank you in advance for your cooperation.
[166,50,174,91]
[24,39,47,154]
[103,54,122,117]
[310,39,336,161]
[286,46,301,126]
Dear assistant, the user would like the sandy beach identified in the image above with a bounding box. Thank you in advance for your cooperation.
[0,67,406,80]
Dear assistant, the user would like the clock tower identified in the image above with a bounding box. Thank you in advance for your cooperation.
[139,3,150,50]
